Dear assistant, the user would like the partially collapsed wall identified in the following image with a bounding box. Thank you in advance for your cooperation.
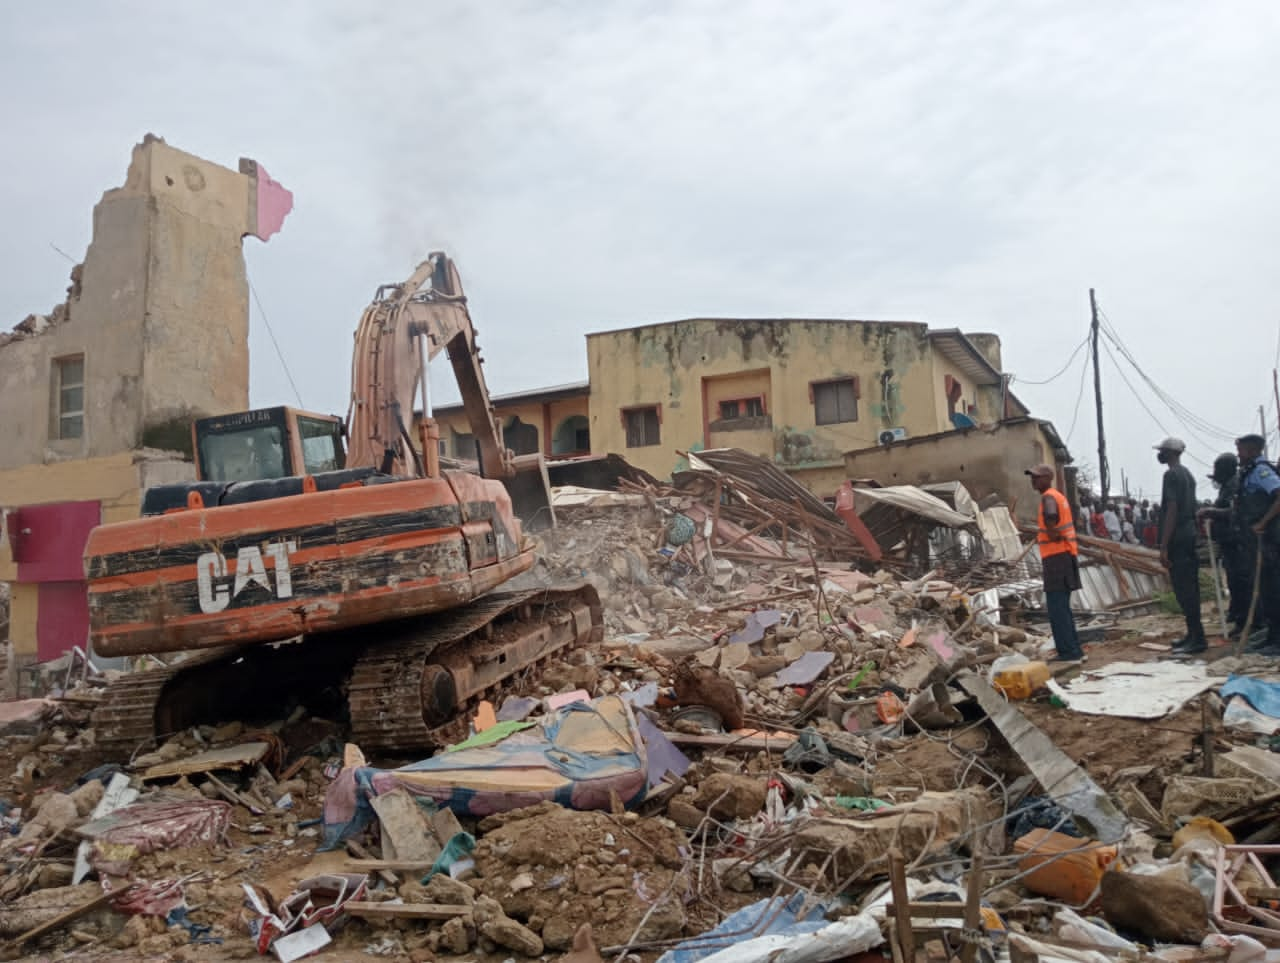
[0,134,292,470]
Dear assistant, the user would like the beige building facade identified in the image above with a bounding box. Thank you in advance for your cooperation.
[426,382,591,463]
[584,318,1030,494]
[0,135,291,679]
[843,417,1071,525]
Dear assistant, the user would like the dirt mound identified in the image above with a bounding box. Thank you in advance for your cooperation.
[471,801,689,951]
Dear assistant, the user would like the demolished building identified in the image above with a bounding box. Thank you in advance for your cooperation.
[0,135,292,687]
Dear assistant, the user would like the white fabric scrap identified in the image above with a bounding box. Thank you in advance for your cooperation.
[1046,660,1218,719]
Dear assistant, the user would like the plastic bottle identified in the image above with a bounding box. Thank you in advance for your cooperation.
[1014,829,1119,906]
[993,661,1051,700]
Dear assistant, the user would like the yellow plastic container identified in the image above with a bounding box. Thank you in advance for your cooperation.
[1014,829,1119,906]
[993,661,1051,700]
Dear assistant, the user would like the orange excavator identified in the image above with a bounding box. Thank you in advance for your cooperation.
[87,254,600,753]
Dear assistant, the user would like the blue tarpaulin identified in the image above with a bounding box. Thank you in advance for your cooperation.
[1222,675,1280,718]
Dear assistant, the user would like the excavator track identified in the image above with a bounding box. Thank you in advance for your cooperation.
[348,584,602,751]
[92,583,602,757]
[91,648,241,755]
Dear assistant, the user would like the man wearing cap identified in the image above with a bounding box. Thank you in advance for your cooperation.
[1233,434,1280,655]
[1156,437,1207,655]
[1027,464,1085,664]
[1198,453,1251,639]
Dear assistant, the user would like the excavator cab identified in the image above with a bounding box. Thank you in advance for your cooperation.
[192,405,554,529]
[193,407,346,482]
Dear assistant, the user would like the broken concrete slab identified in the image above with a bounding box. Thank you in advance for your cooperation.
[792,787,999,882]
[369,788,441,863]
[1100,869,1209,944]
[140,741,270,780]
[957,671,1128,842]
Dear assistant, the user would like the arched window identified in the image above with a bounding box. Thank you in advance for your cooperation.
[504,416,540,455]
[552,415,590,455]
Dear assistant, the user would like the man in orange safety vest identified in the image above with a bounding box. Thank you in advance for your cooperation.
[1027,464,1085,664]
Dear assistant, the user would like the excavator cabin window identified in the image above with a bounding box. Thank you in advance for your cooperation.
[200,425,289,481]
[297,416,345,474]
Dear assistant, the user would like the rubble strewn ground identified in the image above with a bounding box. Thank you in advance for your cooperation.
[3,484,1280,962]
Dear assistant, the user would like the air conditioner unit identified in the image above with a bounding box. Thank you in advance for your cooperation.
[878,427,908,445]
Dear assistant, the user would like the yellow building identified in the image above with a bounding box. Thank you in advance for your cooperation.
[426,382,591,462]
[584,318,1030,494]
[0,135,291,685]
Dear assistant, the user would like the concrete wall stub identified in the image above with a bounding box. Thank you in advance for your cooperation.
[0,134,293,470]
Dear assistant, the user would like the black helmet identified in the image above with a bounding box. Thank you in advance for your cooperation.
[1211,452,1238,482]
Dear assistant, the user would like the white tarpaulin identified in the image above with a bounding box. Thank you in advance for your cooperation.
[1046,661,1219,719]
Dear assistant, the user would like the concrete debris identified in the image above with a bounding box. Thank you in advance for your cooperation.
[1100,867,1210,944]
[0,466,1276,960]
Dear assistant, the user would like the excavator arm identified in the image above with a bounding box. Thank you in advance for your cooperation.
[346,253,553,527]
[347,253,510,479]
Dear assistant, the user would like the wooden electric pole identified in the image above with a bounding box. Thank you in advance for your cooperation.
[1091,288,1109,503]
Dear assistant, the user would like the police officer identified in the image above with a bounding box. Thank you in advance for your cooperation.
[1234,434,1280,656]
[1199,453,1251,638]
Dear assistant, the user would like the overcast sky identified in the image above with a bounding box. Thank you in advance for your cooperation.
[3,1,1279,498]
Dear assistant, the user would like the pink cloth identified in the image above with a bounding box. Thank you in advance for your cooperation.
[252,163,293,241]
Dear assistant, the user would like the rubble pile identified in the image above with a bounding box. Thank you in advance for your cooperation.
[3,466,1280,960]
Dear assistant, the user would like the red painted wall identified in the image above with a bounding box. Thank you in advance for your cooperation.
[36,581,90,661]
[7,500,101,583]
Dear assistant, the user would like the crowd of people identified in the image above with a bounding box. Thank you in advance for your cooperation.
[1075,492,1160,546]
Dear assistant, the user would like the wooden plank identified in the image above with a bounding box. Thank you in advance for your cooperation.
[370,789,441,864]
[344,901,471,920]
[205,772,264,815]
[6,890,115,948]
[343,859,436,873]
[884,902,968,919]
[888,848,915,963]
[961,854,984,963]
[666,731,796,752]
[345,840,397,886]
[142,742,270,780]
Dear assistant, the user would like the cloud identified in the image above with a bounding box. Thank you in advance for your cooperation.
[2,0,1279,495]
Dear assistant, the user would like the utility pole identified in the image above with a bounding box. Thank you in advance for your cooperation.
[1261,405,1268,457]
[1091,288,1109,503]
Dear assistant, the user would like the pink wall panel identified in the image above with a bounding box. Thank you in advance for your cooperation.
[36,581,90,662]
[9,500,101,583]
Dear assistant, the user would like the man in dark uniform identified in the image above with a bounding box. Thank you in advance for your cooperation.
[1233,434,1280,656]
[1199,453,1251,638]
[1157,437,1207,656]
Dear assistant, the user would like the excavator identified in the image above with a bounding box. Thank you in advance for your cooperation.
[86,254,601,754]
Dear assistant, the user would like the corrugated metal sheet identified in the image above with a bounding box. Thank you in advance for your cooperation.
[687,449,843,525]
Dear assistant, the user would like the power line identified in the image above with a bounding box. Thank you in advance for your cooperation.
[248,277,305,409]
[1096,309,1238,442]
[1012,335,1090,385]
[1063,342,1092,444]
[1100,340,1211,469]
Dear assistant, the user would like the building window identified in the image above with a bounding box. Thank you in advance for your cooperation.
[718,396,765,420]
[622,406,661,448]
[452,431,476,459]
[552,415,591,455]
[811,377,859,425]
[503,416,540,456]
[55,355,85,440]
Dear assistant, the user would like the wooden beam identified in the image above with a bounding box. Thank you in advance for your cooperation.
[888,848,915,963]
[344,902,471,920]
[343,859,436,873]
[6,890,115,949]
